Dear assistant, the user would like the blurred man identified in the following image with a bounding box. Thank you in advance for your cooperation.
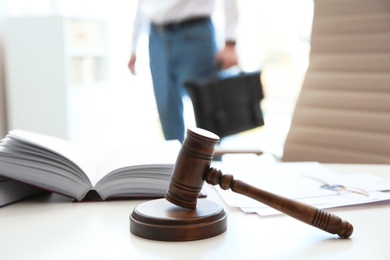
[129,0,238,142]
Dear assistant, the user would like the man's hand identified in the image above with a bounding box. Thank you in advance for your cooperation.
[128,53,137,75]
[215,42,238,69]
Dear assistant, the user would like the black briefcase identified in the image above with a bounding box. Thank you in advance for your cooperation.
[185,70,264,138]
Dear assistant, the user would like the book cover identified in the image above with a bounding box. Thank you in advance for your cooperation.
[0,177,47,207]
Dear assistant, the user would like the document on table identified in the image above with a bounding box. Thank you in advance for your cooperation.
[211,161,390,216]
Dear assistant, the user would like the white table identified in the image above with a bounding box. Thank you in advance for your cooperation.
[1,164,390,260]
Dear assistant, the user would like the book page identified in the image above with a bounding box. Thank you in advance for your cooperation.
[7,129,96,183]
[91,140,181,186]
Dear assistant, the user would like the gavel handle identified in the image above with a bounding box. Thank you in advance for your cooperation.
[206,168,353,238]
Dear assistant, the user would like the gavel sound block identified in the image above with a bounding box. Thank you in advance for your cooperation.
[130,128,353,241]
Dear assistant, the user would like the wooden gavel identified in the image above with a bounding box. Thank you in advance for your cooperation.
[165,128,353,238]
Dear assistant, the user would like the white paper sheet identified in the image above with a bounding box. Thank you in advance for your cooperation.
[211,161,390,216]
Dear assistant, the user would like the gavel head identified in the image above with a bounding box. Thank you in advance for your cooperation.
[165,128,220,209]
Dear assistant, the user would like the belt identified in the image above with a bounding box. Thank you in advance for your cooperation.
[152,17,210,31]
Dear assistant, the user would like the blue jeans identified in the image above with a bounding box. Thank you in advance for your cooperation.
[149,19,217,142]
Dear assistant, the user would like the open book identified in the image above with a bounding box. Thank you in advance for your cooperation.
[0,129,181,201]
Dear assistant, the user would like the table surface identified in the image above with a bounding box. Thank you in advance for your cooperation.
[1,163,390,260]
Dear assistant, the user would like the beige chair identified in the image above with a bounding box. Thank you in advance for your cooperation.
[282,0,390,163]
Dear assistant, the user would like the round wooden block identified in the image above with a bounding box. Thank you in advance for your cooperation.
[130,198,227,241]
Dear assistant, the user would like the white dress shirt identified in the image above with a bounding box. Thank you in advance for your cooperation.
[131,0,238,52]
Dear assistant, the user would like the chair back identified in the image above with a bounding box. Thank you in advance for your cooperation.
[283,0,390,163]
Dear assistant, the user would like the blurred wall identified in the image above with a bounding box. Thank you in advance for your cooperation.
[0,0,7,137]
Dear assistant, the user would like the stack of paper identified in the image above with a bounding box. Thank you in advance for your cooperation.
[211,161,390,216]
